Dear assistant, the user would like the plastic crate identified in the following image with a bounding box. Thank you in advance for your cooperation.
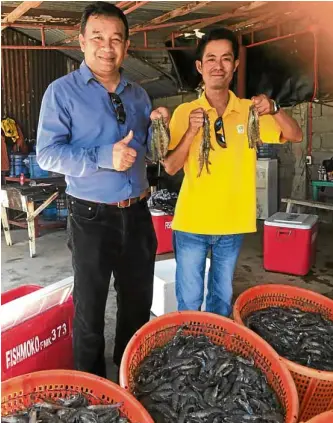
[1,278,74,381]
[1,369,154,423]
[233,284,333,421]
[120,311,299,423]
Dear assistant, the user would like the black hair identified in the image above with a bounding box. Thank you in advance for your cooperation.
[196,28,239,61]
[80,1,129,40]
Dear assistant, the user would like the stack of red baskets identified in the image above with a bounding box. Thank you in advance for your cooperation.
[233,284,333,422]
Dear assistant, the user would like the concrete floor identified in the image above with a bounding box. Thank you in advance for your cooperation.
[2,221,333,381]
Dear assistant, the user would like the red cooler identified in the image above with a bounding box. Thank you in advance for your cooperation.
[150,209,173,254]
[264,212,318,275]
[1,278,74,381]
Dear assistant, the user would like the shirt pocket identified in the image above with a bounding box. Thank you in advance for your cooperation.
[126,105,149,146]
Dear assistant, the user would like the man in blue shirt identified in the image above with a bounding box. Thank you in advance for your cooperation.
[37,1,169,378]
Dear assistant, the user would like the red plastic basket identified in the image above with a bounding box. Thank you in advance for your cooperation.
[302,410,333,423]
[119,311,299,423]
[1,370,153,423]
[233,284,333,422]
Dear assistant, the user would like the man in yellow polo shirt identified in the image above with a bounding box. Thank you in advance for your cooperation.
[162,28,302,316]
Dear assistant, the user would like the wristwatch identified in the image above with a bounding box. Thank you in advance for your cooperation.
[271,100,281,115]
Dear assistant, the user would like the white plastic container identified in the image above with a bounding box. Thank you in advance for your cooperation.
[151,258,210,316]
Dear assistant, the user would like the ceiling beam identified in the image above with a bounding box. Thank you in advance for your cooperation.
[1,6,82,21]
[246,28,312,48]
[50,1,150,46]
[129,16,227,35]
[169,1,269,39]
[1,1,43,30]
[238,10,305,35]
[2,23,80,30]
[131,1,212,31]
[115,1,134,9]
[124,1,150,15]
[228,7,297,33]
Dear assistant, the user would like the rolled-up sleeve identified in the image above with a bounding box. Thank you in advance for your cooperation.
[97,144,115,169]
[37,82,114,176]
[259,114,284,144]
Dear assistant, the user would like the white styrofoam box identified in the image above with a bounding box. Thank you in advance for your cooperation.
[1,276,74,332]
[151,258,210,316]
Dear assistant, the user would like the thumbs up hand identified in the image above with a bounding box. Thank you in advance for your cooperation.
[112,130,137,171]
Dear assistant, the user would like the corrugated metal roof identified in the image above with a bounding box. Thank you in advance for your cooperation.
[1,29,80,139]
[13,28,83,62]
[16,28,71,45]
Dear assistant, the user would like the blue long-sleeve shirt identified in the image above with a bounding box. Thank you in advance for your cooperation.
[37,61,152,203]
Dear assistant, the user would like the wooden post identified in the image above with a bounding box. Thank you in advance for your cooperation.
[1,206,13,246]
[26,201,36,257]
[26,191,59,222]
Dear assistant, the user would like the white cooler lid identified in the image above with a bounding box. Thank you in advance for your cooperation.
[264,212,318,229]
[1,277,73,332]
[150,208,168,216]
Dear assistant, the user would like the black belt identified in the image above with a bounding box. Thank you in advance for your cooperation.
[68,192,149,209]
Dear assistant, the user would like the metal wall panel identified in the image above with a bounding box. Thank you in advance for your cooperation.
[1,29,80,140]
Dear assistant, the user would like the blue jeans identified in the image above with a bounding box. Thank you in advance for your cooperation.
[173,231,243,316]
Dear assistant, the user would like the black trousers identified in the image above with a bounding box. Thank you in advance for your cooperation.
[67,195,157,377]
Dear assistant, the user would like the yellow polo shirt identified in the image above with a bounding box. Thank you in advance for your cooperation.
[169,90,283,235]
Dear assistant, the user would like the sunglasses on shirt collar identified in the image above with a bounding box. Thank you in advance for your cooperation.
[109,93,126,124]
[214,116,227,148]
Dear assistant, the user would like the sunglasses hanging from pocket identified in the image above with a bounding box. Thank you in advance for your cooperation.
[109,92,126,124]
[214,116,227,148]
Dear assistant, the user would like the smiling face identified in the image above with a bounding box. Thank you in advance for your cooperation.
[196,39,239,90]
[79,14,130,78]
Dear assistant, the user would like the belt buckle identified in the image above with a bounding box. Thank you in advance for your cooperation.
[117,198,131,208]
